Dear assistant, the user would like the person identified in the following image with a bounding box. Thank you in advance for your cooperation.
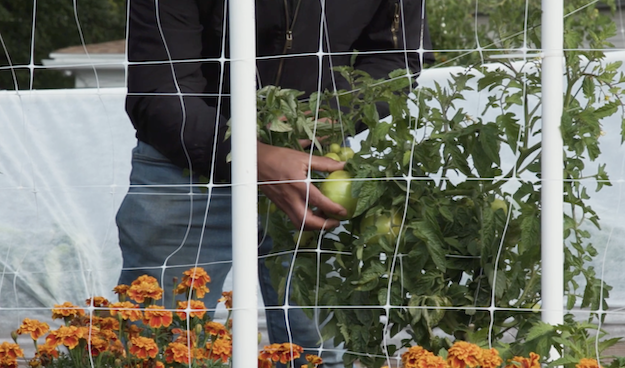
[116,0,432,366]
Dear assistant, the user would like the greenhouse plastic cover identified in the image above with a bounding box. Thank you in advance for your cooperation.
[2,54,625,342]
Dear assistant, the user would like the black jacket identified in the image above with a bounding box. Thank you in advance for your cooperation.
[126,0,432,182]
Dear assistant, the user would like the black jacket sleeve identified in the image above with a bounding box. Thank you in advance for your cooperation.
[125,0,231,181]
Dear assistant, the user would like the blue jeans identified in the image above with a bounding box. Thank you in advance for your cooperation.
[116,141,342,367]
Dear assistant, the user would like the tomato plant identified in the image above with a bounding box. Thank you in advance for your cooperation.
[255,1,624,367]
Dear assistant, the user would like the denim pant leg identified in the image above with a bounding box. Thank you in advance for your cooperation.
[117,141,343,366]
[258,234,344,368]
[115,141,232,311]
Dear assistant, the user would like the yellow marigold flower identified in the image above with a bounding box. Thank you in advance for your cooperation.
[16,318,50,340]
[205,321,230,338]
[36,344,59,359]
[416,354,448,368]
[51,302,85,320]
[577,358,602,368]
[165,342,191,364]
[176,300,207,319]
[143,305,173,328]
[207,337,232,362]
[505,353,541,368]
[403,346,432,368]
[87,336,109,357]
[0,342,24,360]
[129,336,159,359]
[481,348,503,368]
[259,343,304,364]
[447,341,482,368]
[109,301,143,321]
[45,325,84,350]
[85,296,109,308]
[128,275,163,303]
[306,354,323,366]
[218,291,233,309]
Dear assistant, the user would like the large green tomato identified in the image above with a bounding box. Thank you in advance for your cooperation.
[490,198,508,214]
[329,143,342,154]
[324,152,341,161]
[359,209,403,245]
[337,147,354,161]
[319,170,357,220]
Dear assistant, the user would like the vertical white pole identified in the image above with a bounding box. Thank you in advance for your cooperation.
[229,2,258,367]
[541,0,564,327]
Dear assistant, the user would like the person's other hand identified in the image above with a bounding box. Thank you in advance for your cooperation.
[257,142,346,230]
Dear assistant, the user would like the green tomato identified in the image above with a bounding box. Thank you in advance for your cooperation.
[359,209,403,245]
[324,152,342,161]
[337,147,355,161]
[329,143,342,154]
[293,231,316,248]
[490,198,508,214]
[258,199,277,215]
[402,151,411,167]
[319,170,358,220]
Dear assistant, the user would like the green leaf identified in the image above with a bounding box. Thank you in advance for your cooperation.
[352,180,384,218]
[413,220,447,272]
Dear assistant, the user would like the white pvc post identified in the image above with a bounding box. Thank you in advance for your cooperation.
[541,0,564,327]
[229,2,258,367]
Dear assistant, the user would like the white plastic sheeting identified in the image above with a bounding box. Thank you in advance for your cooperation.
[0,88,132,338]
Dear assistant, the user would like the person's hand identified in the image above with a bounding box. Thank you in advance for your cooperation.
[257,142,347,230]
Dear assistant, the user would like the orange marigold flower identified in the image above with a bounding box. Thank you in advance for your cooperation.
[176,300,207,319]
[416,354,448,368]
[481,348,503,368]
[165,342,191,364]
[16,318,50,340]
[259,358,273,368]
[45,325,84,350]
[128,275,163,303]
[113,284,130,296]
[181,267,211,288]
[129,336,159,359]
[577,358,602,368]
[447,341,483,368]
[51,302,85,320]
[109,301,143,321]
[0,356,18,368]
[0,342,24,360]
[259,343,304,364]
[403,346,432,368]
[505,353,541,368]
[108,339,127,357]
[207,338,232,363]
[125,324,144,340]
[143,305,173,328]
[306,354,323,366]
[87,336,109,357]
[95,317,120,331]
[36,344,59,359]
[218,291,233,309]
[205,321,230,338]
[85,296,110,308]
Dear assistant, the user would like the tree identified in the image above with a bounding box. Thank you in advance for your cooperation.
[0,0,125,90]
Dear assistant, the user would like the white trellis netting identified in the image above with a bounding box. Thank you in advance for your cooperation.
[2,0,625,366]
